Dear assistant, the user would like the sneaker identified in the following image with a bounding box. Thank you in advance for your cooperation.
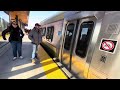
[13,57,17,60]
[19,56,23,59]
[32,59,36,63]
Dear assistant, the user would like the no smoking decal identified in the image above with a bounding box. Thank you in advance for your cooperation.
[99,38,118,53]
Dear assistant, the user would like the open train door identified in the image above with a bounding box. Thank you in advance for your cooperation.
[71,17,97,78]
[61,16,97,78]
[61,20,78,70]
[60,11,105,78]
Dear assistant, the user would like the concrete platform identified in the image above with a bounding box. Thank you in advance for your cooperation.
[0,42,47,79]
[0,35,74,79]
[0,35,47,79]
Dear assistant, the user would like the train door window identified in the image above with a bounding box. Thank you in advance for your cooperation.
[46,27,50,39]
[64,23,75,50]
[50,26,54,41]
[46,26,54,42]
[75,21,94,58]
[42,27,46,36]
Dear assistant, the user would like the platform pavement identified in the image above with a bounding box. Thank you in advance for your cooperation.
[0,34,73,79]
[0,35,47,79]
[0,41,48,79]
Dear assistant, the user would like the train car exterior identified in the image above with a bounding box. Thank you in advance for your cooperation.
[40,12,64,58]
[40,11,120,79]
[59,11,105,79]
[59,11,120,79]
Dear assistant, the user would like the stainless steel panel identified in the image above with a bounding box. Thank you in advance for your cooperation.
[64,11,105,21]
[88,11,120,79]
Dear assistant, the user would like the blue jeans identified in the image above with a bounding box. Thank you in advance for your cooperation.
[10,41,22,57]
[32,44,38,59]
[32,44,37,59]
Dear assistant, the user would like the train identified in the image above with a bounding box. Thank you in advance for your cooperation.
[40,11,120,79]
[40,12,64,58]
[0,17,9,36]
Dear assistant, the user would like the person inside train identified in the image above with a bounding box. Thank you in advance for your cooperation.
[28,23,42,63]
[2,21,24,60]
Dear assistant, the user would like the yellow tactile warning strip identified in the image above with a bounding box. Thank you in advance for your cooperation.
[0,35,3,40]
[0,36,2,40]
[37,45,68,79]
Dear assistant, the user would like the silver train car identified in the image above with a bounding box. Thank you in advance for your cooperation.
[40,11,120,79]
[40,12,64,58]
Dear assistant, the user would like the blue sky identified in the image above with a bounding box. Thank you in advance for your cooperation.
[27,11,62,29]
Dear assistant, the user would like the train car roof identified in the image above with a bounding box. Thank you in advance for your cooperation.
[64,11,105,21]
[40,11,65,25]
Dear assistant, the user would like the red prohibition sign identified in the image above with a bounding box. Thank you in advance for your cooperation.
[102,41,114,50]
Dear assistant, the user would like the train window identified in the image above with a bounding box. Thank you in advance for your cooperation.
[50,26,54,42]
[46,26,54,42]
[42,27,46,36]
[39,28,43,35]
[64,23,75,50]
[75,21,94,58]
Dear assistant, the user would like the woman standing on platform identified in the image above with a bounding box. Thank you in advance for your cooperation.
[2,21,24,60]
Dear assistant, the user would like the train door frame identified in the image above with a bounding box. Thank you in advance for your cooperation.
[61,20,78,70]
[42,27,46,40]
[71,17,97,78]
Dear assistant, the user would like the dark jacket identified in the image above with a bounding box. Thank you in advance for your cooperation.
[2,25,24,42]
[28,27,42,45]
